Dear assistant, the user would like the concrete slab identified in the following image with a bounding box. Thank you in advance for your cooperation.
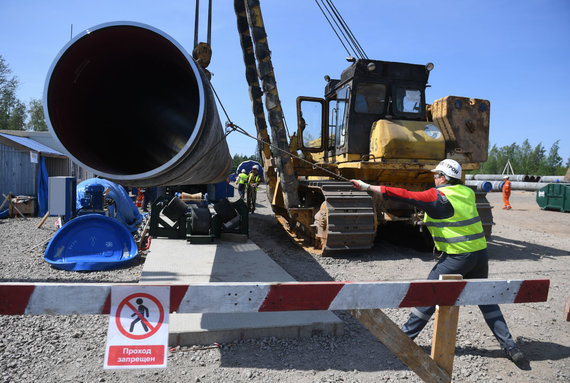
[140,238,343,345]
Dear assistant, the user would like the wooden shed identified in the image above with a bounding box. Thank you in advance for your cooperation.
[0,131,94,215]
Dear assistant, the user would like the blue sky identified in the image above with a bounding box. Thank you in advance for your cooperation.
[1,0,569,165]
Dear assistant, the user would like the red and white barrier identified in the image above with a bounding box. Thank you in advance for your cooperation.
[0,279,549,315]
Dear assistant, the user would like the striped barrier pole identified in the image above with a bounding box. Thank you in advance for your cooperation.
[1,279,550,315]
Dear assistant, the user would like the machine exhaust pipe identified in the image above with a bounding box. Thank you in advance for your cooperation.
[44,22,231,187]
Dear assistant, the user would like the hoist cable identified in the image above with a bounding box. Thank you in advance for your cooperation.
[319,0,361,58]
[211,78,350,183]
[193,0,200,48]
[314,0,354,57]
[325,0,368,59]
[228,122,351,183]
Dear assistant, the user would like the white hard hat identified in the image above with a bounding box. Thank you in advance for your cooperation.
[432,159,462,180]
[503,175,509,179]
[241,169,245,173]
[252,165,259,170]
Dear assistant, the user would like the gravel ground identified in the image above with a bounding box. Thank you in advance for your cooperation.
[1,188,569,382]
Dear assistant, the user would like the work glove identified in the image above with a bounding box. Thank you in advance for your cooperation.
[351,179,370,191]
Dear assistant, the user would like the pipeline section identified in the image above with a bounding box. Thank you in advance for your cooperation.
[467,180,546,192]
[465,180,493,192]
[538,176,567,183]
[468,174,536,182]
[43,22,231,187]
[498,181,544,191]
[466,174,568,183]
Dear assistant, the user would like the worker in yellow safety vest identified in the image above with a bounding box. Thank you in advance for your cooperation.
[237,169,248,200]
[246,165,262,213]
[351,158,525,365]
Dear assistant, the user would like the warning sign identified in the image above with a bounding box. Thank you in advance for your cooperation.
[104,286,169,369]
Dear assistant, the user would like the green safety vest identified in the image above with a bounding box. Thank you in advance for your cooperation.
[248,173,260,185]
[237,173,248,184]
[424,184,487,254]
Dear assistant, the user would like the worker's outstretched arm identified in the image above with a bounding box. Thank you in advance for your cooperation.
[351,180,383,194]
[350,179,454,219]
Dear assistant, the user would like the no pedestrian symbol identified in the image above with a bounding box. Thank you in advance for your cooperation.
[104,286,169,369]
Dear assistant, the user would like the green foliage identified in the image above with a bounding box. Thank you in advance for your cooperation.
[544,140,563,174]
[473,140,568,176]
[26,98,48,131]
[0,55,26,131]
[1,56,49,132]
[231,153,260,173]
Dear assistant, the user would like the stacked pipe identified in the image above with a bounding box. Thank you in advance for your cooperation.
[467,179,545,192]
[466,175,567,192]
[468,174,533,182]
[466,174,568,183]
[465,180,493,192]
[538,176,567,183]
[43,22,232,187]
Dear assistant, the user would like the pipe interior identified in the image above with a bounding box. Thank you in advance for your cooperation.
[46,25,200,175]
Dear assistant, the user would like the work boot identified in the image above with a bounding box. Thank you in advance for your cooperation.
[505,346,525,363]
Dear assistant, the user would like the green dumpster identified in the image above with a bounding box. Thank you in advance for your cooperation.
[536,183,570,212]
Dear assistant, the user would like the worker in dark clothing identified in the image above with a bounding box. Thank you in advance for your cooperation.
[351,158,525,364]
[142,187,157,212]
[246,165,262,213]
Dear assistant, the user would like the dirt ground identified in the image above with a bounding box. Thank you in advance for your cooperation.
[1,188,569,383]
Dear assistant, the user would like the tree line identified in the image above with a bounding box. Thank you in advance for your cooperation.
[473,140,569,176]
[0,55,47,132]
[231,153,261,173]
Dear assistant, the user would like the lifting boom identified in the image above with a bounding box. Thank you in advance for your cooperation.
[235,1,493,254]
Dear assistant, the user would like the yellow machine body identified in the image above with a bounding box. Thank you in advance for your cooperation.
[369,120,445,160]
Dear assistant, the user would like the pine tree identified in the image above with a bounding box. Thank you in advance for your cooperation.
[0,55,26,130]
[27,98,48,131]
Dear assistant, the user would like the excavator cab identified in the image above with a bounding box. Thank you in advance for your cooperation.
[296,59,432,163]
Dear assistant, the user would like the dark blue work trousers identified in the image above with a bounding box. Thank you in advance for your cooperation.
[401,248,516,351]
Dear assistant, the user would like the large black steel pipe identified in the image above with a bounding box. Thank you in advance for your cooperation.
[44,22,231,186]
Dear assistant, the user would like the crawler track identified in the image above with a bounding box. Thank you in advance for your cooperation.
[303,181,377,253]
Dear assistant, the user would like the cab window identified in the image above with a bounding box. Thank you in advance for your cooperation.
[354,83,386,114]
[298,99,324,149]
[394,88,422,114]
[332,85,350,148]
